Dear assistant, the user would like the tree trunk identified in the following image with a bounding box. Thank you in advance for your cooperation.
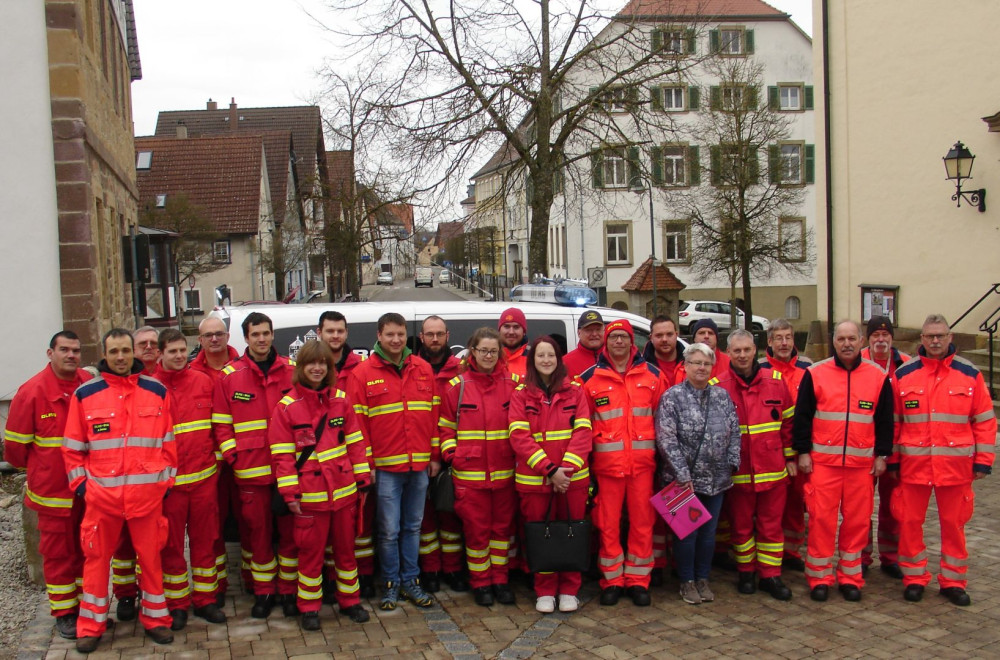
[741,258,753,331]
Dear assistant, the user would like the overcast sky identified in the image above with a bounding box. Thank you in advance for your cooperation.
[130,0,814,136]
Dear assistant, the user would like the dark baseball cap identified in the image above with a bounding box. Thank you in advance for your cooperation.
[578,310,605,329]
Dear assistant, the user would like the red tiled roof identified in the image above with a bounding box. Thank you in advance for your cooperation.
[387,204,414,234]
[135,135,265,234]
[260,130,295,221]
[621,257,686,292]
[436,221,464,247]
[618,0,786,18]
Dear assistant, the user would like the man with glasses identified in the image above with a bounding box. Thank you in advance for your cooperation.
[133,326,161,375]
[581,320,668,607]
[191,318,237,379]
[892,314,995,606]
[564,310,604,379]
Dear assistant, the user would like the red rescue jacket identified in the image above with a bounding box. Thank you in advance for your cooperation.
[759,347,813,403]
[334,346,364,391]
[213,349,295,485]
[891,346,996,485]
[508,378,593,492]
[189,345,239,383]
[269,383,371,511]
[4,365,89,515]
[62,362,176,518]
[504,344,529,380]
[563,345,601,381]
[154,365,217,490]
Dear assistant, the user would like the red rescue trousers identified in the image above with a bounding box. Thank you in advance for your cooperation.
[862,474,899,567]
[453,485,516,589]
[593,471,655,589]
[729,483,788,578]
[162,475,220,610]
[893,482,975,589]
[112,531,138,599]
[38,501,84,618]
[276,514,299,597]
[237,484,278,595]
[520,489,587,597]
[354,493,376,576]
[419,499,465,574]
[78,507,170,638]
[296,502,362,612]
[782,470,808,560]
[802,464,874,589]
[213,462,246,596]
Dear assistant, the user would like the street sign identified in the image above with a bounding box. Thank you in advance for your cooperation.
[587,267,606,288]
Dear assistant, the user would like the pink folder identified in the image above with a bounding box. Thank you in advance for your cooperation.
[649,481,712,540]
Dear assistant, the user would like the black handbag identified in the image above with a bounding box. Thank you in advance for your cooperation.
[523,493,592,573]
[271,415,325,516]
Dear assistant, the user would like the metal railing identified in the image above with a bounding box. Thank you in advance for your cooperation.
[954,283,1000,398]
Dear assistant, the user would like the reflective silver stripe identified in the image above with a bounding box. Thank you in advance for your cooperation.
[901,566,926,576]
[67,467,86,482]
[594,441,625,452]
[80,592,108,607]
[127,436,164,448]
[63,439,88,452]
[839,563,862,575]
[624,565,652,576]
[626,553,653,564]
[142,605,169,618]
[89,438,126,451]
[143,592,166,604]
[939,567,966,580]
[602,566,624,579]
[932,413,973,424]
[599,553,624,567]
[972,410,996,423]
[86,467,173,488]
[632,440,655,450]
[975,442,996,453]
[596,408,624,421]
[897,446,973,457]
[901,414,930,423]
[79,608,107,623]
[631,407,653,417]
[839,551,862,561]
[942,554,968,567]
[899,551,926,563]
[811,444,874,458]
[804,566,833,578]
[813,410,874,424]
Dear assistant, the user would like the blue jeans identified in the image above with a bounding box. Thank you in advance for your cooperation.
[375,469,429,584]
[673,492,725,582]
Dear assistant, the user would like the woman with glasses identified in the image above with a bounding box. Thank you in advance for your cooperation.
[654,342,741,605]
[509,336,593,614]
[438,327,520,606]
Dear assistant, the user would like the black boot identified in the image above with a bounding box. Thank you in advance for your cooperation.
[737,571,757,594]
[359,574,376,599]
[251,594,275,619]
[758,577,792,601]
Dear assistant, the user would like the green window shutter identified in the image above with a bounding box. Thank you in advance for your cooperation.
[745,30,754,54]
[591,149,604,188]
[588,86,599,106]
[709,30,720,53]
[748,147,760,184]
[688,86,700,110]
[627,146,641,187]
[768,145,780,184]
[804,85,815,110]
[650,87,663,112]
[746,85,759,109]
[627,86,639,112]
[710,86,721,110]
[710,146,721,186]
[651,146,664,186]
[686,28,696,54]
[768,86,779,110]
[688,146,701,185]
[805,144,815,183]
[651,29,662,53]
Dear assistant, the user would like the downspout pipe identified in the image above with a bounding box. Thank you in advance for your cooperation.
[822,0,834,334]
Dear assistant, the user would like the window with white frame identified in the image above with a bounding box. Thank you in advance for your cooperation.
[662,86,685,111]
[720,29,744,54]
[155,194,166,208]
[184,289,202,312]
[785,296,801,320]
[660,29,685,54]
[600,86,632,113]
[780,143,803,184]
[664,220,690,264]
[603,147,628,188]
[722,84,745,110]
[213,240,232,264]
[662,146,687,186]
[780,85,801,111]
[605,222,631,266]
[136,152,152,169]
[779,217,806,262]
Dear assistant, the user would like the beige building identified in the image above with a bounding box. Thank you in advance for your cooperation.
[814,0,1000,335]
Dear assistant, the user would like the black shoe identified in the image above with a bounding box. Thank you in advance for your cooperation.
[782,556,806,572]
[599,586,623,606]
[758,577,792,601]
[940,587,971,607]
[880,563,904,580]
[737,571,757,594]
[650,570,664,587]
[116,596,136,622]
[281,595,300,617]
[169,609,187,632]
[421,572,441,593]
[145,626,174,645]
[810,585,829,602]
[301,612,321,631]
[55,614,77,640]
[493,583,516,604]
[861,564,870,577]
[76,636,100,654]
[251,594,275,619]
[903,584,924,602]
[473,586,494,607]
[444,571,470,592]
[359,574,376,599]
[340,604,370,623]
[839,584,862,602]
[215,590,226,608]
[625,586,651,606]
[193,604,227,624]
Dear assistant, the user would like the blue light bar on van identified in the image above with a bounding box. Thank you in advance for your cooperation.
[510,284,598,307]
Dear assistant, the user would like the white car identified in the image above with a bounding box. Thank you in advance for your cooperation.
[377,272,393,286]
[439,270,451,284]
[678,300,770,334]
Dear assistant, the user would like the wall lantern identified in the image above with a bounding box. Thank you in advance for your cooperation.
[942,141,986,212]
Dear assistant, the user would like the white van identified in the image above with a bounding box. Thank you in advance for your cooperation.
[210,300,654,360]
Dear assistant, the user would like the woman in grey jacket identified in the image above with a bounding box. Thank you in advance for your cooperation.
[655,342,741,605]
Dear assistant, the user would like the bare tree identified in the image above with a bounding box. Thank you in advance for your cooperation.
[140,193,225,286]
[677,56,813,328]
[317,0,708,277]
[257,215,309,300]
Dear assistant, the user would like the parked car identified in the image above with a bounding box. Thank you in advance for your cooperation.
[414,266,434,287]
[678,300,770,334]
[439,270,451,284]
[377,272,393,286]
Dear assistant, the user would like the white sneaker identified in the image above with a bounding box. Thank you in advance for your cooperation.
[535,596,556,613]
[557,594,579,612]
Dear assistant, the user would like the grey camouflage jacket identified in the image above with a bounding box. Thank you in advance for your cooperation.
[655,380,741,496]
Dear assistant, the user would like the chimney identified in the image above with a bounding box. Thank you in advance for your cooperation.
[206,98,217,111]
[175,121,187,139]
[229,98,238,130]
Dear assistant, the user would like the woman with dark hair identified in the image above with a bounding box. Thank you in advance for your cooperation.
[269,340,372,630]
[439,327,520,606]
[509,336,593,613]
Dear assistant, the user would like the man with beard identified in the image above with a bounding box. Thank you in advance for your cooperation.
[498,307,529,379]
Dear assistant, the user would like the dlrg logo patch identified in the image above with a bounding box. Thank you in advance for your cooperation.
[857,400,874,410]
[904,400,920,409]
[92,422,111,433]
[594,396,610,407]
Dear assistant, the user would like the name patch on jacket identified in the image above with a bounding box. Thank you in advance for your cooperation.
[367,379,384,386]
[41,412,57,419]
[857,400,874,410]
[233,391,254,402]
[92,422,111,433]
[329,417,345,428]
[594,396,610,407]
[904,400,920,409]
